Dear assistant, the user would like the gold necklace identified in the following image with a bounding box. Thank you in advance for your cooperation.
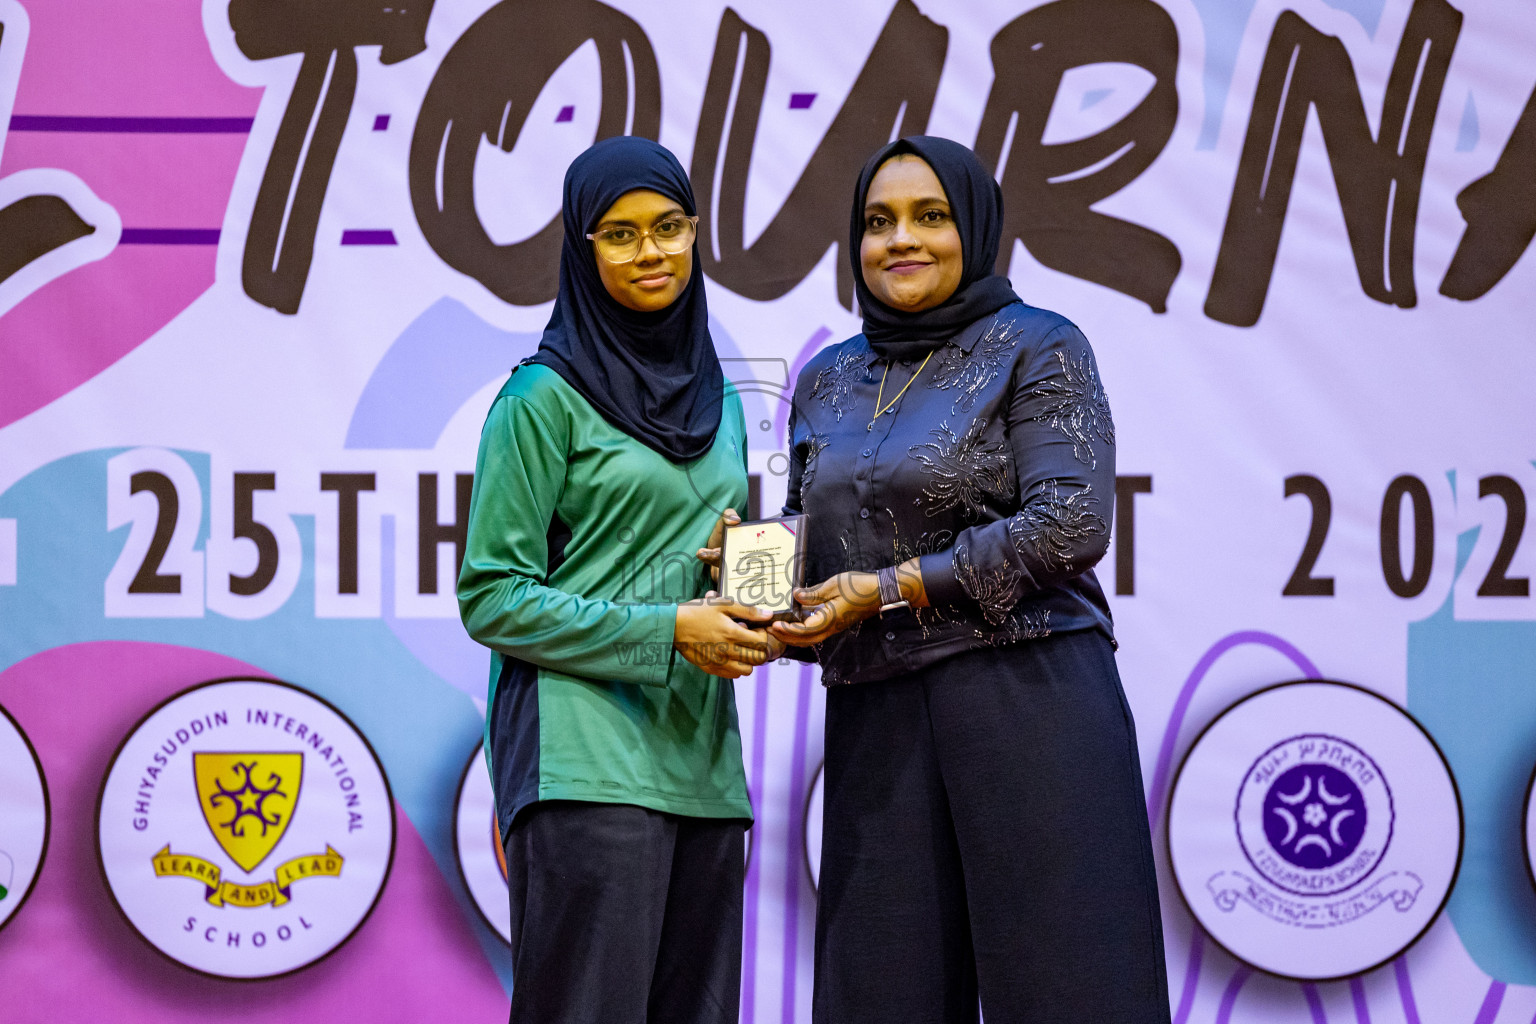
[867,350,933,431]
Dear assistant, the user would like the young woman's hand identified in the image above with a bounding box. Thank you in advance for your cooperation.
[695,507,741,585]
[674,593,782,678]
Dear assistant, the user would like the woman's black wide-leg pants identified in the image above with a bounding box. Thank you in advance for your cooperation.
[813,629,1172,1023]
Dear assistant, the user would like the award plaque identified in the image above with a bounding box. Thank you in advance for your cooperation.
[719,515,807,620]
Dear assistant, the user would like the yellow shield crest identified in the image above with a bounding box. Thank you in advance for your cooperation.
[194,753,303,873]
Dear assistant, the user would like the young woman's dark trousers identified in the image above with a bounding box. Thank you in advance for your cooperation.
[813,629,1172,1023]
[502,801,745,1024]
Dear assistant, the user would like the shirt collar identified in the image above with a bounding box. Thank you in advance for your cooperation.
[859,310,997,367]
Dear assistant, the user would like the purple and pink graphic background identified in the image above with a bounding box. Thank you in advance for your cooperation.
[0,642,504,1022]
[0,0,257,428]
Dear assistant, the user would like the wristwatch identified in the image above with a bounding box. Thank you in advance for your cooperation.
[876,566,909,613]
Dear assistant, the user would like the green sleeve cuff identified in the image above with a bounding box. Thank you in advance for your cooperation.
[645,603,680,688]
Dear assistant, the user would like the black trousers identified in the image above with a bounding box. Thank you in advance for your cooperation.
[502,801,745,1024]
[814,630,1172,1024]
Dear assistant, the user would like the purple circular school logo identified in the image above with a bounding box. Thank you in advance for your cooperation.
[1261,764,1368,870]
[1236,734,1393,898]
[1170,682,1462,980]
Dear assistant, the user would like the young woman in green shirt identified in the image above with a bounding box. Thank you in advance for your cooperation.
[458,136,778,1024]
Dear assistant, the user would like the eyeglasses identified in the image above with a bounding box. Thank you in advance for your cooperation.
[586,215,698,263]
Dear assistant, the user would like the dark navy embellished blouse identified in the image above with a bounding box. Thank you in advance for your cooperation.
[783,301,1116,685]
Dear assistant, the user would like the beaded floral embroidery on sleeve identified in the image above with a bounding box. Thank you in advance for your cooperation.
[1029,349,1116,467]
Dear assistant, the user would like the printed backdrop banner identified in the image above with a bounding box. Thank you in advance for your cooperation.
[1,0,1534,1019]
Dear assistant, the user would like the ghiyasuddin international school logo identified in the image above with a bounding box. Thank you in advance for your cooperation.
[151,752,342,908]
[98,679,394,979]
[1168,681,1461,981]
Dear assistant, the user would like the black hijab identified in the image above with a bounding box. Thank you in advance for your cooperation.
[530,136,723,461]
[849,136,1020,361]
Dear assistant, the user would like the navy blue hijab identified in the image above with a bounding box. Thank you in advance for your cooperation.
[849,136,1020,361]
[530,136,723,461]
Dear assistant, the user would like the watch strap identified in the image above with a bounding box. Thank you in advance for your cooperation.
[877,566,909,612]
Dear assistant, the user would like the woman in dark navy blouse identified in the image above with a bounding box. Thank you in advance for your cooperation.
[771,137,1171,1022]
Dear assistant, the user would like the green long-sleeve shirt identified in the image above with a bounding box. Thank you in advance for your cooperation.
[458,363,753,835]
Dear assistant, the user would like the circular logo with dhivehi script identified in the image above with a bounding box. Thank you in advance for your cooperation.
[1168,680,1460,981]
[1237,735,1393,898]
[97,679,394,978]
[0,703,49,932]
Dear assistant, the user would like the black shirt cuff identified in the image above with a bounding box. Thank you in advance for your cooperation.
[918,551,968,607]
